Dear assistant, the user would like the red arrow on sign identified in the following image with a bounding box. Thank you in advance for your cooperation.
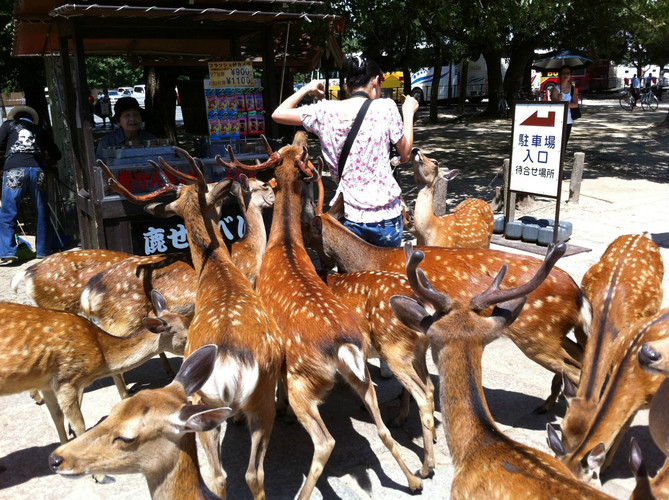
[520,111,556,127]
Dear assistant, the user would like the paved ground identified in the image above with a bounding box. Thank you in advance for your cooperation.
[0,98,668,499]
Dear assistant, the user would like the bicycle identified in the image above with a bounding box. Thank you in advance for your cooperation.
[619,89,635,111]
[639,88,659,111]
[498,91,510,119]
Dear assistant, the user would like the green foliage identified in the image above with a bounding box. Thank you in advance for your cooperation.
[86,57,144,90]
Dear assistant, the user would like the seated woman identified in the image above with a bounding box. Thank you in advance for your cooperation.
[95,97,156,160]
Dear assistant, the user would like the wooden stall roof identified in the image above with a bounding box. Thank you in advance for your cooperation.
[12,1,345,70]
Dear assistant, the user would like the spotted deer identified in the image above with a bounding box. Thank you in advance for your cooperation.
[99,146,283,499]
[638,338,669,462]
[326,270,437,477]
[410,148,493,248]
[306,199,590,412]
[49,344,231,500]
[232,133,422,499]
[548,308,669,485]
[389,242,613,498]
[559,233,663,453]
[0,290,189,445]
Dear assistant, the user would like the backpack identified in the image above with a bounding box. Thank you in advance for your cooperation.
[570,86,581,120]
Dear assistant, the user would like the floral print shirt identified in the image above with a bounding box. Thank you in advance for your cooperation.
[301,98,404,223]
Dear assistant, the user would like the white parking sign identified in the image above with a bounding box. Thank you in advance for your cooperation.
[509,102,567,197]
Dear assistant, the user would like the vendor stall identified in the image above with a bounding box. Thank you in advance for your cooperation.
[10,1,344,254]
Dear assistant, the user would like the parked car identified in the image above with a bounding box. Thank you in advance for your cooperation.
[117,86,133,96]
[133,84,145,95]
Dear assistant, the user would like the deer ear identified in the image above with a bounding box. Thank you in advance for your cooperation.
[441,168,459,181]
[390,295,433,334]
[174,344,218,395]
[562,372,577,400]
[546,423,567,458]
[311,216,323,237]
[151,289,168,315]
[144,201,176,218]
[585,442,607,472]
[143,317,168,334]
[629,438,647,478]
[490,297,527,327]
[178,406,232,433]
[206,178,234,209]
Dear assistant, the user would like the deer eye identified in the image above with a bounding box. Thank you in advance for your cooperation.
[113,436,136,444]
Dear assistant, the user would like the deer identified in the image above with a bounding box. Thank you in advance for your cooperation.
[548,308,669,485]
[559,233,663,453]
[305,196,591,413]
[49,344,231,500]
[410,148,494,248]
[98,145,284,499]
[389,242,613,498]
[0,290,189,446]
[225,131,422,499]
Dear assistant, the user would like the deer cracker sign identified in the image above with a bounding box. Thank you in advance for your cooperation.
[509,102,568,198]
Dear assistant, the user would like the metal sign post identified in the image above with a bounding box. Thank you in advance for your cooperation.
[505,101,568,244]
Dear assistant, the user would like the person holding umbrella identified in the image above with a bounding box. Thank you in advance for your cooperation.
[550,65,579,144]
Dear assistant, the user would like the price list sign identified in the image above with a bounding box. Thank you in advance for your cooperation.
[209,62,254,88]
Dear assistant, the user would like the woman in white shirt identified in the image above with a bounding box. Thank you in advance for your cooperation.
[272,55,418,247]
[550,65,579,144]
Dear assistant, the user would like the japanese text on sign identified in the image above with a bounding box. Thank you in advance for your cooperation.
[509,102,567,197]
[142,218,246,255]
[209,62,254,88]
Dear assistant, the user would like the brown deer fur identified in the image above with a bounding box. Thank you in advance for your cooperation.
[390,243,613,499]
[560,233,663,452]
[411,149,493,248]
[306,209,590,411]
[255,134,422,499]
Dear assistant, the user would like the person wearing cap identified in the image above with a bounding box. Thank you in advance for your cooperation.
[0,105,61,264]
[95,97,156,160]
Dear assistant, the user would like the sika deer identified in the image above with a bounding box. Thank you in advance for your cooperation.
[247,133,422,498]
[390,243,613,499]
[629,437,669,500]
[306,201,590,412]
[326,270,436,477]
[49,344,231,500]
[560,233,663,452]
[99,146,283,499]
[410,148,493,248]
[549,308,669,485]
[0,290,189,445]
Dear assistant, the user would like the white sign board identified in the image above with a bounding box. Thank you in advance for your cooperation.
[509,102,567,197]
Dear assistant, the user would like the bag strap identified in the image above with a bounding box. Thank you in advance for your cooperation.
[338,99,372,178]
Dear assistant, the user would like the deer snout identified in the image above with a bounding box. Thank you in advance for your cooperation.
[638,343,662,372]
[49,452,64,472]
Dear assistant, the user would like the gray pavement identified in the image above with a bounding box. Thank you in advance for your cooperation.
[1,99,669,499]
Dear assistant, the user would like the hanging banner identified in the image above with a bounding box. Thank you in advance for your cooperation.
[509,102,567,197]
[208,61,254,88]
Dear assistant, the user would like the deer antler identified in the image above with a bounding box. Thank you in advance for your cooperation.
[403,242,452,314]
[159,147,207,192]
[297,147,319,182]
[215,145,281,173]
[97,160,179,203]
[470,242,566,310]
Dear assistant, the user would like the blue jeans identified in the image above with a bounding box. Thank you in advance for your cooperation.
[342,214,403,248]
[0,167,50,259]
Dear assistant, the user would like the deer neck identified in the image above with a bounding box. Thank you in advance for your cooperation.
[267,181,306,251]
[233,203,266,257]
[147,433,213,500]
[321,214,389,272]
[433,339,502,466]
[414,181,436,220]
[180,200,230,274]
[96,328,163,374]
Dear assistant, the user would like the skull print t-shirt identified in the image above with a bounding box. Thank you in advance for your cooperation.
[0,118,61,171]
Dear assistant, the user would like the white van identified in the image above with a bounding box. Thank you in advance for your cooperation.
[410,54,489,104]
[133,84,146,95]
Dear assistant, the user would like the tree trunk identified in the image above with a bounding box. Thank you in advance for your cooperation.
[482,47,503,116]
[429,41,441,124]
[145,67,177,145]
[457,60,469,115]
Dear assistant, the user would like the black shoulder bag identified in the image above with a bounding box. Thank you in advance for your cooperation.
[338,97,372,179]
[570,85,581,120]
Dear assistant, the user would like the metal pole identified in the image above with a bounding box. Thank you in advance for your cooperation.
[278,22,291,104]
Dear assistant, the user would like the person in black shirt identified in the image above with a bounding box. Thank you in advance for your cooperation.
[0,105,61,264]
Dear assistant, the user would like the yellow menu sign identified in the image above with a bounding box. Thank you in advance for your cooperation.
[208,62,254,88]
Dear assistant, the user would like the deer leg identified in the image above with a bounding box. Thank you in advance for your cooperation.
[384,356,436,478]
[289,384,335,500]
[113,373,130,399]
[245,397,275,500]
[158,352,176,377]
[41,389,68,444]
[534,373,564,414]
[340,365,423,492]
[29,389,44,405]
[198,424,226,497]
